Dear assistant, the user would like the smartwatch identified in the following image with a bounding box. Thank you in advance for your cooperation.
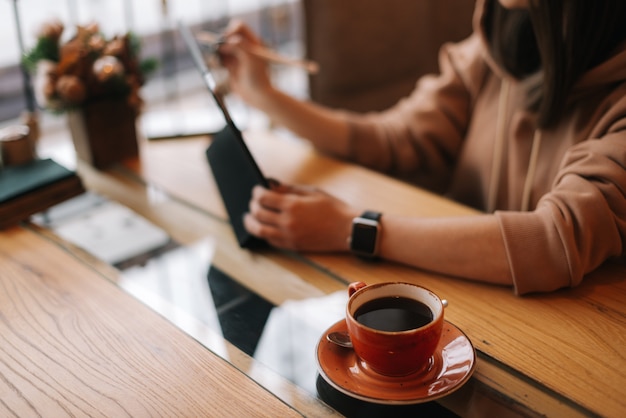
[349,210,382,259]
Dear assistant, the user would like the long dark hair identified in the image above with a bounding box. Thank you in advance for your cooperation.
[486,0,626,128]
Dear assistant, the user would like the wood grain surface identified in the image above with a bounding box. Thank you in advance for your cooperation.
[0,227,306,417]
[127,131,626,418]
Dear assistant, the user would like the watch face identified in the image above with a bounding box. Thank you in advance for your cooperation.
[351,218,379,256]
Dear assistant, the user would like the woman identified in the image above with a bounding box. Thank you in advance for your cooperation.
[218,0,626,294]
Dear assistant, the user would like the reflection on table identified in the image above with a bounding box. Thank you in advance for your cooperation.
[118,239,465,417]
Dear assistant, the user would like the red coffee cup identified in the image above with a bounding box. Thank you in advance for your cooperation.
[346,281,446,376]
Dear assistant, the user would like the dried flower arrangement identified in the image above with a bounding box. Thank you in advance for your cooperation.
[23,20,157,113]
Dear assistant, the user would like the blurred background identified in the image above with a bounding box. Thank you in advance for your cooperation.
[0,0,305,131]
[1,0,476,144]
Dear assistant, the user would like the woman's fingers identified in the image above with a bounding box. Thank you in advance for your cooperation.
[244,183,354,252]
[245,185,300,247]
[251,185,283,212]
[223,19,263,44]
[243,212,290,247]
[249,196,280,224]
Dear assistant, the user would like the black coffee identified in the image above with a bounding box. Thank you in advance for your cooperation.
[354,296,433,332]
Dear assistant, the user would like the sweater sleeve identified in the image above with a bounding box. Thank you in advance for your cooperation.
[497,128,626,294]
[340,33,488,193]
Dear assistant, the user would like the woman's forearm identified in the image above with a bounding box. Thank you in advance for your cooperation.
[258,87,353,158]
[379,214,513,285]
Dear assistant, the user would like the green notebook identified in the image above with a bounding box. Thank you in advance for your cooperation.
[0,159,76,203]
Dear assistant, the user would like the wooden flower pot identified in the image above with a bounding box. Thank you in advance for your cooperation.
[68,99,139,169]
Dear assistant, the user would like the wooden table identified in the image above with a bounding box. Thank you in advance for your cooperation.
[16,127,626,417]
[130,131,626,418]
[0,226,320,417]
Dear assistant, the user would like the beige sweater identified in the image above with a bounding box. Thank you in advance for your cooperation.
[343,0,626,294]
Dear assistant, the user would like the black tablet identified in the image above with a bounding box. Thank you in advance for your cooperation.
[179,22,268,248]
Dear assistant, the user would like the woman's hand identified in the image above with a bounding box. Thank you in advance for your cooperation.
[218,20,274,109]
[218,21,352,159]
[243,183,360,252]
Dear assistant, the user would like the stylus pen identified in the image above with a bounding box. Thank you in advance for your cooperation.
[196,31,320,74]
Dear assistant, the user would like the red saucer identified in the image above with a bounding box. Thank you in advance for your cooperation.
[316,319,476,405]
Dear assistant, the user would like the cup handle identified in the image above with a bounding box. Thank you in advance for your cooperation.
[348,281,367,297]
